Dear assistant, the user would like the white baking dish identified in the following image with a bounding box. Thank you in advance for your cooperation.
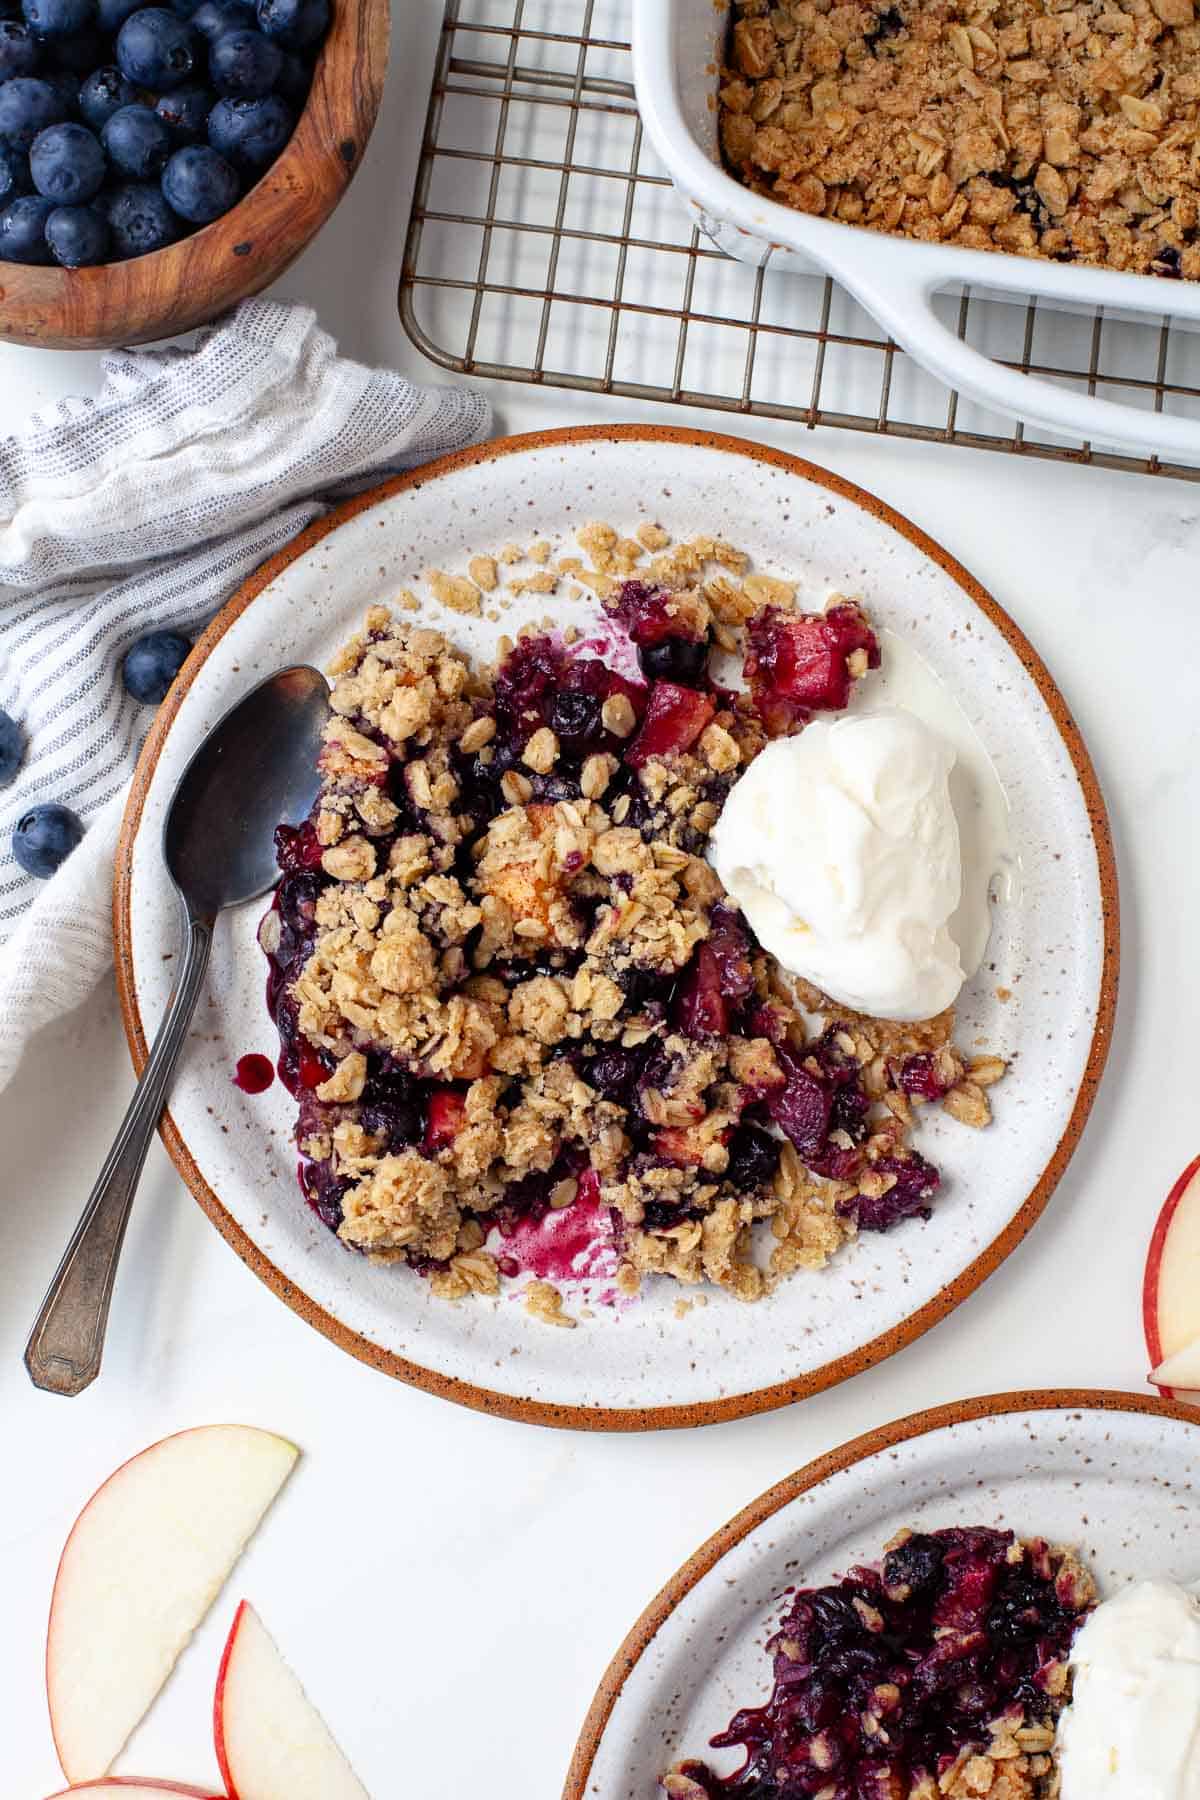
[632,0,1200,458]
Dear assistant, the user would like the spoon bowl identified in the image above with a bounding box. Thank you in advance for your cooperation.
[25,663,329,1398]
[166,665,330,920]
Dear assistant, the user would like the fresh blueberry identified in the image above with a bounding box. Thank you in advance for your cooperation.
[29,118,103,199]
[0,19,39,76]
[104,177,175,253]
[77,62,135,127]
[122,628,192,702]
[101,99,167,172]
[116,7,197,87]
[0,710,24,786]
[206,89,287,166]
[45,195,106,259]
[12,801,84,877]
[0,188,51,254]
[47,23,104,67]
[255,0,325,47]
[208,25,278,96]
[274,43,307,106]
[0,74,68,147]
[20,0,93,37]
[0,137,30,196]
[188,0,250,36]
[96,0,139,29]
[153,78,208,137]
[161,139,235,218]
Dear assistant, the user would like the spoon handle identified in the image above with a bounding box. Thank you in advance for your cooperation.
[24,914,214,1397]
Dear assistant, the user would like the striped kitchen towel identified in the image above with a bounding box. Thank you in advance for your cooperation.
[0,297,490,1091]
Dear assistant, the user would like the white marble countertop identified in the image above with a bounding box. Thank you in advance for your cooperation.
[4,3,1199,1796]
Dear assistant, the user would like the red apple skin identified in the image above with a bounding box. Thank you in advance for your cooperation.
[213,1599,247,1800]
[43,1783,223,1797]
[1143,1152,1200,1396]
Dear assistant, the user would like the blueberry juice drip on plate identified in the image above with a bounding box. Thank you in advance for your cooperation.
[232,1052,274,1093]
[671,1529,1093,1800]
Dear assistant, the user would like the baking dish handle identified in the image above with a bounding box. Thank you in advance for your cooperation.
[810,234,1200,461]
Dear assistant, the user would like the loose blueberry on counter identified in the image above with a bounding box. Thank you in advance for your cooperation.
[77,59,133,125]
[161,139,234,218]
[45,193,105,258]
[206,89,286,166]
[0,19,40,77]
[101,98,167,172]
[0,74,69,146]
[21,0,94,39]
[0,136,30,196]
[153,77,208,137]
[0,188,52,253]
[255,0,324,47]
[115,6,197,86]
[208,24,279,96]
[12,801,84,877]
[29,117,104,197]
[122,628,192,702]
[0,709,25,787]
[104,177,174,253]
[188,0,251,37]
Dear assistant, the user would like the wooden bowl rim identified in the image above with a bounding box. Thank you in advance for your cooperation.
[0,0,388,349]
[112,423,1121,1431]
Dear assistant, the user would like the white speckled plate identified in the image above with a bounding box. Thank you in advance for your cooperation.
[115,427,1118,1429]
[565,1392,1200,1796]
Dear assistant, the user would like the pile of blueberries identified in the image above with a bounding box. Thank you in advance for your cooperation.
[0,0,329,266]
[4,628,191,878]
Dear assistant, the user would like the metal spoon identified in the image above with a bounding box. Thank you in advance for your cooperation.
[24,664,330,1398]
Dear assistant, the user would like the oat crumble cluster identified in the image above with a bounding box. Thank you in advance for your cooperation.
[719,0,1200,277]
[664,1527,1097,1800]
[261,522,1005,1318]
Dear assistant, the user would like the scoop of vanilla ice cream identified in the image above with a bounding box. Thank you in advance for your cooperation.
[1057,1581,1200,1798]
[708,709,965,1021]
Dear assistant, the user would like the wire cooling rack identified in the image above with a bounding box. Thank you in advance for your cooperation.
[400,0,1200,481]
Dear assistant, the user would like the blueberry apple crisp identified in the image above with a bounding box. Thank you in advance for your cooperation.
[720,0,1200,279]
[260,524,1004,1316]
[664,1526,1097,1800]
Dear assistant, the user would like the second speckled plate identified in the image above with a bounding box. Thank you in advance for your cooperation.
[114,426,1117,1429]
[565,1391,1200,1795]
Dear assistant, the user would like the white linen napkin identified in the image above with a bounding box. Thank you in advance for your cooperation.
[0,297,490,1092]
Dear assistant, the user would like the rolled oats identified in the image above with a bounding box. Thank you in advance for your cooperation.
[720,0,1200,278]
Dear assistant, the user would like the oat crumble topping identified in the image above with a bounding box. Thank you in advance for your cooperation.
[263,522,1006,1315]
[720,0,1200,277]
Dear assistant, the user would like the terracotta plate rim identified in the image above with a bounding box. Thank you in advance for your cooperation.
[561,1387,1199,1797]
[112,424,1120,1432]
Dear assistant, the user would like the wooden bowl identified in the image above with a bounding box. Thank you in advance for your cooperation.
[0,0,388,350]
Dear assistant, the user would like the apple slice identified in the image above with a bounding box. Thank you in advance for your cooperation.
[1144,1152,1200,1395]
[44,1784,223,1798]
[48,1424,299,1783]
[214,1601,368,1799]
